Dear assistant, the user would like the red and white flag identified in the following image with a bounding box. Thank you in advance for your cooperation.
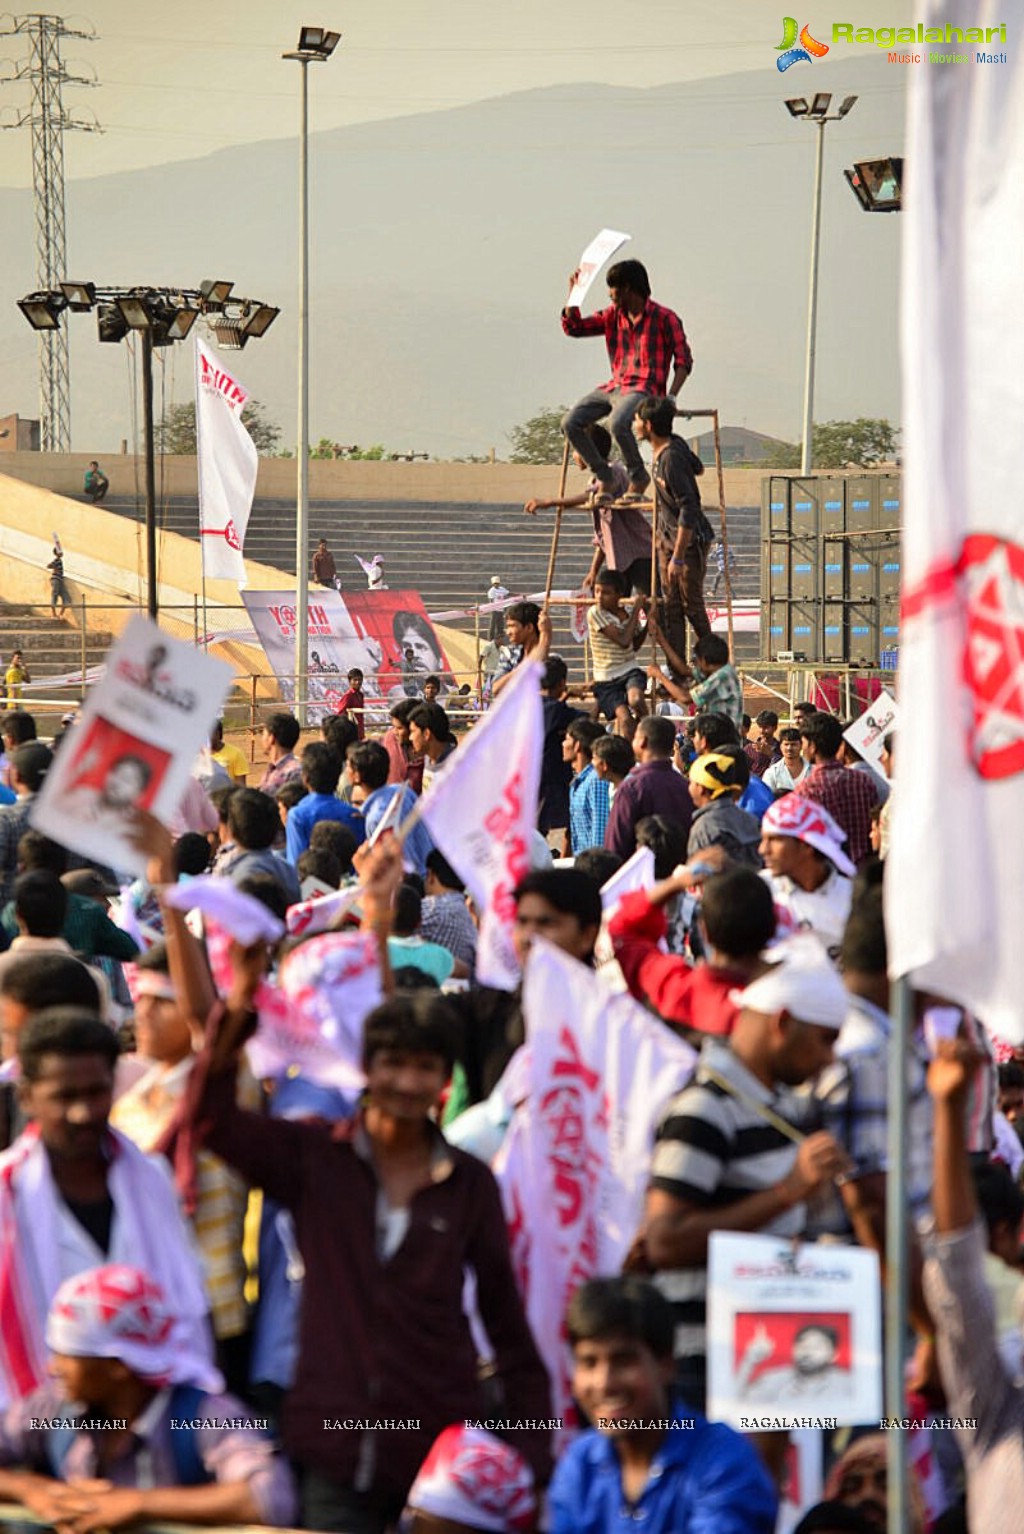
[887,3,1024,1038]
[417,659,542,989]
[495,939,696,1418]
[195,335,258,588]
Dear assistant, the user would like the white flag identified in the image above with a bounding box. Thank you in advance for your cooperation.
[887,3,1024,1038]
[417,659,543,989]
[195,335,258,588]
[599,845,656,914]
[495,939,696,1418]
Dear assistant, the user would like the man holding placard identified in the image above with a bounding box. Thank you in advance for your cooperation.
[561,259,692,502]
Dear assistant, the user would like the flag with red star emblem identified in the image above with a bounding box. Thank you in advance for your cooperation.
[196,335,258,588]
[888,9,1024,1037]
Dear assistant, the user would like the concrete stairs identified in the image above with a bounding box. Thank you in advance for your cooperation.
[102,489,764,660]
[0,601,116,708]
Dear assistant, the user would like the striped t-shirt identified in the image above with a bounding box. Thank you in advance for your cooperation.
[649,1038,807,1362]
[587,603,640,682]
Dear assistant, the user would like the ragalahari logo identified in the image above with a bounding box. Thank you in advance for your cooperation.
[776,17,829,70]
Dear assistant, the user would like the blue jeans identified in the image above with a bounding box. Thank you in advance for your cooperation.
[562,388,649,485]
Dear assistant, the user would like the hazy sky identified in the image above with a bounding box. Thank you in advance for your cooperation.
[0,0,913,187]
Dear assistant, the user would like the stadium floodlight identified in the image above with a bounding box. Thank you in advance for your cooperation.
[17,292,65,330]
[200,279,234,305]
[240,303,280,338]
[844,157,904,212]
[59,281,97,310]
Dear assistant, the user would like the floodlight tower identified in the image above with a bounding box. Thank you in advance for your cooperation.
[784,93,858,473]
[0,14,101,451]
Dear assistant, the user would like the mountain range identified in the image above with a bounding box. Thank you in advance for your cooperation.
[0,53,906,457]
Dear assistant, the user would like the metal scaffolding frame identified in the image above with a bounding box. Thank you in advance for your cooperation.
[0,13,101,452]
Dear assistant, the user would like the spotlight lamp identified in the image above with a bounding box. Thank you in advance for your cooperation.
[240,304,280,339]
[59,281,97,311]
[200,279,234,305]
[296,25,341,57]
[17,292,65,330]
[96,303,129,343]
[164,305,200,341]
[838,94,859,117]
[811,92,833,118]
[785,97,810,117]
[844,156,904,212]
[115,294,154,331]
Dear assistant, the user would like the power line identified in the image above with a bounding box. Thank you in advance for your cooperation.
[0,12,102,451]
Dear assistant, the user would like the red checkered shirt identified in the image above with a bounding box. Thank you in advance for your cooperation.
[794,758,880,867]
[561,298,692,395]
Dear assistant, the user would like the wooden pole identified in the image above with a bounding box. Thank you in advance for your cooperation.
[648,488,660,693]
[474,601,483,708]
[542,437,572,610]
[711,409,734,654]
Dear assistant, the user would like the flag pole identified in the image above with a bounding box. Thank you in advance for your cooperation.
[194,337,210,651]
[543,438,572,609]
[885,973,912,1534]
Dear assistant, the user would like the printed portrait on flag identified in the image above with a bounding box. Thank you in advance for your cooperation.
[343,592,455,697]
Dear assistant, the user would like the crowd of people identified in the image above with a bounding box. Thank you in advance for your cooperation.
[0,261,1009,1534]
[0,626,1012,1534]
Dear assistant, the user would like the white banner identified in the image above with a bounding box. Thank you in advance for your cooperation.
[707,1232,882,1431]
[195,336,258,588]
[30,618,232,876]
[418,659,543,989]
[887,1,1024,1038]
[495,940,696,1418]
[567,228,631,308]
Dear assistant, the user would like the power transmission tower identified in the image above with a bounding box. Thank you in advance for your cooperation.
[1,14,101,451]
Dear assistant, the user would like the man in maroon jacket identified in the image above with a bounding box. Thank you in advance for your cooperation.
[181,845,552,1534]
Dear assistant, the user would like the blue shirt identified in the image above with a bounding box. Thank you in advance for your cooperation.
[549,1398,777,1534]
[569,763,611,854]
[361,784,434,878]
[285,792,365,864]
[739,775,773,823]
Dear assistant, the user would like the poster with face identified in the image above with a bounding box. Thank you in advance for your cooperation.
[243,589,453,721]
[843,689,900,771]
[31,617,233,875]
[707,1232,881,1429]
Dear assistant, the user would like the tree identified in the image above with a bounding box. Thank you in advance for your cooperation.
[763,418,899,471]
[155,399,283,456]
[508,406,570,465]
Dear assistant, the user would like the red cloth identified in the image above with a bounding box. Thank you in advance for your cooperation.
[608,889,742,1036]
[561,298,692,395]
[334,687,366,739]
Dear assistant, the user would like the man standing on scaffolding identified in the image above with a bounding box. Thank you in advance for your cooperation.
[634,397,714,665]
[560,260,692,504]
